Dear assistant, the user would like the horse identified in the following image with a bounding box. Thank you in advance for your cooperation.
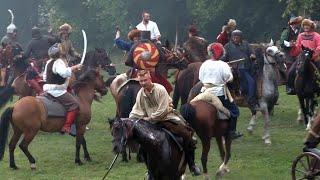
[294,46,320,130]
[0,69,107,169]
[106,47,188,162]
[180,101,231,180]
[111,118,187,180]
[187,41,286,145]
[0,48,115,109]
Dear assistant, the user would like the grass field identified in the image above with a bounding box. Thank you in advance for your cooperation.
[0,58,310,180]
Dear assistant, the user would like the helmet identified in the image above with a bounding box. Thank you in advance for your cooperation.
[7,9,17,34]
[231,29,242,37]
[48,43,60,58]
[59,23,72,34]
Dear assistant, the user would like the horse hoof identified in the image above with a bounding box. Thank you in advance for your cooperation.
[10,165,18,170]
[247,127,253,135]
[122,159,128,163]
[203,173,210,180]
[181,174,187,180]
[264,138,272,145]
[75,160,83,166]
[30,163,36,170]
[85,157,92,162]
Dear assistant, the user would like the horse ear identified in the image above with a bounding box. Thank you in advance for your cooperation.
[95,47,102,53]
[268,39,274,46]
[302,45,306,51]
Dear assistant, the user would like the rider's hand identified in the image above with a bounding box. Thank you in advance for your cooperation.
[249,54,256,59]
[71,64,83,71]
[143,117,152,121]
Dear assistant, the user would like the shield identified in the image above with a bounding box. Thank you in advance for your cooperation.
[133,42,159,69]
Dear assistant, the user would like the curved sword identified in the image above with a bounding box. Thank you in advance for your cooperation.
[80,30,87,64]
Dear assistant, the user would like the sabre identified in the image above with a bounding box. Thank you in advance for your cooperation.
[227,58,246,64]
[80,30,87,64]
[102,153,119,180]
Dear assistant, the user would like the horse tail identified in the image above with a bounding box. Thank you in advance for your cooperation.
[180,103,196,125]
[0,107,13,160]
[105,76,117,87]
[0,85,14,109]
[172,79,180,109]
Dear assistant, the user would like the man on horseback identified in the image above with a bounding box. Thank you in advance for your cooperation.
[58,23,81,62]
[199,42,242,140]
[287,19,320,95]
[22,26,60,94]
[216,19,237,46]
[280,15,303,93]
[129,70,201,177]
[183,25,208,62]
[43,43,83,134]
[136,11,161,43]
[0,10,24,87]
[223,30,261,110]
[114,28,141,51]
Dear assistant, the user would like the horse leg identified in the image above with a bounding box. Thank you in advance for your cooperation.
[260,103,271,145]
[81,136,91,162]
[247,110,257,134]
[8,128,22,169]
[200,138,211,180]
[215,136,230,179]
[19,132,37,170]
[297,108,304,124]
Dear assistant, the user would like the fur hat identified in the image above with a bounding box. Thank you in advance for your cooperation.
[231,29,243,37]
[301,19,317,29]
[127,29,141,41]
[188,25,199,36]
[288,15,303,25]
[7,9,17,34]
[207,43,225,60]
[222,19,237,31]
[31,26,41,38]
[59,23,72,34]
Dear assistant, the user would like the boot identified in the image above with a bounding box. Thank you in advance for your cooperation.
[248,97,262,111]
[61,109,78,133]
[227,117,243,141]
[187,146,201,176]
[286,85,296,95]
[26,79,43,95]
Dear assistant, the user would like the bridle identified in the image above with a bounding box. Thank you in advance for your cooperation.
[264,47,282,65]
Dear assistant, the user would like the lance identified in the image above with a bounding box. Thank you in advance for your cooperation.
[227,58,246,64]
[80,30,87,64]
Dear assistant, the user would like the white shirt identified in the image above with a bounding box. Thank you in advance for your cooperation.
[136,20,161,40]
[199,59,233,96]
[43,58,72,97]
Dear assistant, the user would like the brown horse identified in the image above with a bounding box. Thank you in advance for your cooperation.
[0,69,107,169]
[111,118,187,180]
[0,48,115,109]
[180,101,231,180]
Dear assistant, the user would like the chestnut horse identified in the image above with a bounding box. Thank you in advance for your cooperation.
[0,69,107,169]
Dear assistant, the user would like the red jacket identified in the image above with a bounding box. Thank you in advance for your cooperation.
[290,31,320,61]
[216,31,229,46]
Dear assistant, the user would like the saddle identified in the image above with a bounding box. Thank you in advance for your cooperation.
[191,91,230,120]
[37,94,66,117]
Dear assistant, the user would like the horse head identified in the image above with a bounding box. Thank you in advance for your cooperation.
[264,40,285,65]
[296,45,314,76]
[85,48,116,75]
[111,118,135,154]
[163,46,188,70]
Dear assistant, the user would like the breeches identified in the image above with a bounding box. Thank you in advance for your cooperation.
[218,95,240,118]
[54,92,79,112]
[239,69,255,99]
[157,121,194,148]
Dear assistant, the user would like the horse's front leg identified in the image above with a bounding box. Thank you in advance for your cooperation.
[81,136,91,161]
[260,103,271,145]
[247,110,257,134]
[75,135,82,165]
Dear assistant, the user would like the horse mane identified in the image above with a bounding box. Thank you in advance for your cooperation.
[73,69,98,94]
[13,57,30,74]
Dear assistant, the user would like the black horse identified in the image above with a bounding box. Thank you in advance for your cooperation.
[295,46,320,129]
[111,118,187,180]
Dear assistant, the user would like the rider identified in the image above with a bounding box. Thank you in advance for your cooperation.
[43,43,83,134]
[199,42,242,140]
[129,70,201,176]
[22,26,60,94]
[0,10,24,87]
[216,19,237,46]
[287,19,320,95]
[58,23,81,62]
[280,15,302,93]
[136,11,161,43]
[223,30,261,110]
[114,28,141,51]
[183,25,208,62]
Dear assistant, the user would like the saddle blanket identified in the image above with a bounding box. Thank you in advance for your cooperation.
[37,95,66,117]
[191,91,230,119]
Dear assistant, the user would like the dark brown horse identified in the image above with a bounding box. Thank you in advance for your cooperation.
[111,118,187,180]
[0,48,115,109]
[294,46,320,130]
[180,101,231,180]
[0,69,107,169]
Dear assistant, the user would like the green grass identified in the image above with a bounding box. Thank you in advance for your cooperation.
[0,65,309,179]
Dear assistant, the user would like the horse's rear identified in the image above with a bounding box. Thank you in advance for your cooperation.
[181,101,231,179]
